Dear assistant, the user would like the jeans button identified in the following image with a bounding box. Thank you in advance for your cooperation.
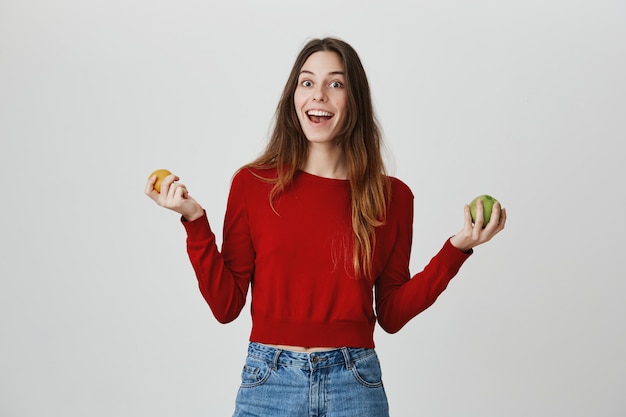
[311,356,319,364]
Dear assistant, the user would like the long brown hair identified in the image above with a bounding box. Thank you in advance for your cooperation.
[245,37,390,279]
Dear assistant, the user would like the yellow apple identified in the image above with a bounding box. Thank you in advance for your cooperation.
[149,169,172,193]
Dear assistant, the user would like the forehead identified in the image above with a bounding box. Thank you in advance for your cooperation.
[300,51,344,76]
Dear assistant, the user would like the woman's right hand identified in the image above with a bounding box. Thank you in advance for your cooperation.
[145,173,205,222]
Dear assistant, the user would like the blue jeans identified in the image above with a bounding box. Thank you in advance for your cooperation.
[232,342,389,417]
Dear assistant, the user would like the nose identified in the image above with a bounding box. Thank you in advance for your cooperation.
[312,85,326,102]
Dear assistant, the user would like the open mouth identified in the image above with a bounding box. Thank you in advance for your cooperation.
[307,110,334,123]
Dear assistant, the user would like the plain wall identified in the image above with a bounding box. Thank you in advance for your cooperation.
[1,0,624,416]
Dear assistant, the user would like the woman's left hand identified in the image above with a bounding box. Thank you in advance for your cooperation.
[449,199,507,252]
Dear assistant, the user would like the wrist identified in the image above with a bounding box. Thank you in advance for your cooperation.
[182,208,205,222]
[449,235,471,253]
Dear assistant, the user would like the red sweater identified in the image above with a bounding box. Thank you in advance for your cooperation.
[183,168,472,348]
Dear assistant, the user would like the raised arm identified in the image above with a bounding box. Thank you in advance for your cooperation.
[144,171,253,323]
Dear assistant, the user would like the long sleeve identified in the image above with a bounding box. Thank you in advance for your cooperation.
[374,179,472,334]
[181,169,472,347]
[182,171,255,323]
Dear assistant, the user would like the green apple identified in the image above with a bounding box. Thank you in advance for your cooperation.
[469,194,500,228]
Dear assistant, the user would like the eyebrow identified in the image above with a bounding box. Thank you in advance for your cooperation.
[299,70,345,76]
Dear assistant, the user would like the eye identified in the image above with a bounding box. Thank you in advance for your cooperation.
[329,81,344,88]
[301,80,313,87]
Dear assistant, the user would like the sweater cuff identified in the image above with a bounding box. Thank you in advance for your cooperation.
[444,237,474,258]
[181,210,214,241]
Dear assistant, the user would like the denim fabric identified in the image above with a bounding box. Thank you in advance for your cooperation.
[232,342,389,417]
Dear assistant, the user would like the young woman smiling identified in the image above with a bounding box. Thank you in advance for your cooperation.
[145,37,506,417]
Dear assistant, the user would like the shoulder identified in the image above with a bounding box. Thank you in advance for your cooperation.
[225,167,277,206]
[388,176,414,201]
[231,166,278,186]
[384,176,414,223]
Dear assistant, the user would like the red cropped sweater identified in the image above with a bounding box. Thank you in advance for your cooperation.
[182,168,472,348]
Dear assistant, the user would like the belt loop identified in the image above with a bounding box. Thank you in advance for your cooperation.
[341,347,353,370]
[271,347,282,371]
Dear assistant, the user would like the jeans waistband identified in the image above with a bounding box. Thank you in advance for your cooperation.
[247,342,377,370]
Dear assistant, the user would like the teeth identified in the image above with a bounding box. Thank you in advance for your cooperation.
[307,110,333,117]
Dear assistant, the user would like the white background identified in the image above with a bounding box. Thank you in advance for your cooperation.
[1,0,625,416]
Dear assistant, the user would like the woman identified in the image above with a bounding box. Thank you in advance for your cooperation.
[145,37,506,417]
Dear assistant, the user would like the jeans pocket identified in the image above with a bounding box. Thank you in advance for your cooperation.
[350,351,384,388]
[240,355,272,388]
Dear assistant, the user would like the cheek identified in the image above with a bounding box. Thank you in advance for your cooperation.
[293,93,308,118]
[338,100,347,114]
[293,88,306,106]
[332,92,348,112]
[334,98,349,126]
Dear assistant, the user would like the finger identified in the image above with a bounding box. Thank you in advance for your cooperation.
[174,184,188,199]
[144,175,163,202]
[145,175,157,195]
[162,174,179,190]
[491,201,501,220]
[483,202,501,232]
[167,182,187,197]
[495,207,507,231]
[158,174,180,198]
[462,204,473,231]
[483,205,506,240]
[474,198,485,230]
[492,203,506,230]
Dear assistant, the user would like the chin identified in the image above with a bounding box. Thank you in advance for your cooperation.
[304,131,339,144]
[306,137,338,145]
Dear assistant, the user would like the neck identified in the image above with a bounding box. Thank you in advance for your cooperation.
[302,143,348,179]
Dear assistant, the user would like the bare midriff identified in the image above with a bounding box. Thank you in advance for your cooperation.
[264,344,339,353]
